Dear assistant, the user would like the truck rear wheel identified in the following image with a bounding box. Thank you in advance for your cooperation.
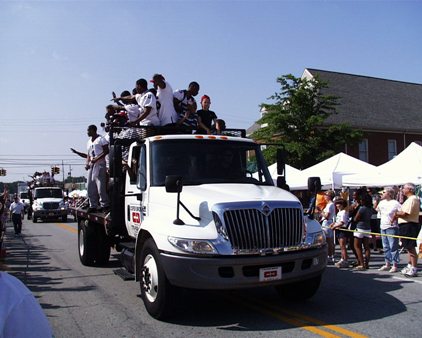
[275,275,322,301]
[139,239,175,319]
[95,225,110,266]
[78,220,96,266]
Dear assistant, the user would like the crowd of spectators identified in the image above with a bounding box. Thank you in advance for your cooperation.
[310,184,420,277]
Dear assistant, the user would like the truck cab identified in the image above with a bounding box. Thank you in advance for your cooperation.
[32,187,67,223]
[18,191,30,213]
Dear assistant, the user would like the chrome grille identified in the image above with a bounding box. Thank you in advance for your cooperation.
[43,202,59,210]
[223,208,303,251]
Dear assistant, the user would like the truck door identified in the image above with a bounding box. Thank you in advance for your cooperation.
[125,145,147,238]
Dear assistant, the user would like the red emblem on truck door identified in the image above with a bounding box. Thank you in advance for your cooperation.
[132,212,141,223]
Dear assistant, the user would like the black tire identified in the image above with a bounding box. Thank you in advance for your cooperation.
[275,275,322,301]
[139,238,175,319]
[95,225,111,266]
[32,217,37,223]
[62,215,67,223]
[78,220,96,266]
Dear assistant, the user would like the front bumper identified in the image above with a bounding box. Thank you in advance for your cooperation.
[34,209,67,219]
[160,245,327,289]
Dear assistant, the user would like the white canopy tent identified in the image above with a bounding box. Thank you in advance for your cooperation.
[342,142,422,187]
[267,163,302,185]
[286,152,377,190]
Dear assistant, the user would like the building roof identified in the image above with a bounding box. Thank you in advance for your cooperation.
[304,69,422,133]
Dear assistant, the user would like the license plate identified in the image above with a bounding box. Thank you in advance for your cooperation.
[259,266,282,282]
[48,213,54,216]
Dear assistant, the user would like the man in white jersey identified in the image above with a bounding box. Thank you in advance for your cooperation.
[150,74,178,126]
[86,124,109,213]
[132,78,160,126]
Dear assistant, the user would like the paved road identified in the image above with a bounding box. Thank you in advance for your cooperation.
[2,218,422,337]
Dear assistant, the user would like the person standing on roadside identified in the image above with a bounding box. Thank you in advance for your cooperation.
[394,183,421,277]
[9,196,24,236]
[353,193,373,270]
[377,188,402,273]
[320,190,336,264]
[332,199,350,268]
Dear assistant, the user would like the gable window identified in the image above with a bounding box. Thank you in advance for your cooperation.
[387,139,397,160]
[359,139,368,162]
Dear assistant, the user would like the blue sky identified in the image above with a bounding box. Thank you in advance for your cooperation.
[0,0,421,183]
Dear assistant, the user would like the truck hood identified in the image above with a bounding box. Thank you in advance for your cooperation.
[180,184,300,205]
[147,184,302,239]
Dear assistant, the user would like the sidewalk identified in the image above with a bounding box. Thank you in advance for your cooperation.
[0,220,31,283]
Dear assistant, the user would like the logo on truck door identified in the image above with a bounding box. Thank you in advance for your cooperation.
[132,212,141,223]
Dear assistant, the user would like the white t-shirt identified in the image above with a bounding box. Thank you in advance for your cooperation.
[335,209,349,227]
[125,103,141,123]
[0,272,53,337]
[87,135,108,165]
[157,81,178,126]
[321,202,335,227]
[9,201,25,214]
[377,199,401,229]
[135,91,160,126]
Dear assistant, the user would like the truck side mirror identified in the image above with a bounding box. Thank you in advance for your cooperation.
[276,176,290,191]
[307,177,321,192]
[165,175,183,193]
[276,149,286,176]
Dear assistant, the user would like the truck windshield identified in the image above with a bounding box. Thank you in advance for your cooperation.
[20,192,28,199]
[150,139,273,186]
[34,189,63,199]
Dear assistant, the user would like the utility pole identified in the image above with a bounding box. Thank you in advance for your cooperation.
[62,160,65,189]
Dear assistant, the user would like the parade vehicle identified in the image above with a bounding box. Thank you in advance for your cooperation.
[70,126,327,319]
[17,182,30,213]
[31,186,68,223]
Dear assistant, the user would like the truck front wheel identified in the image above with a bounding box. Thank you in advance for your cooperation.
[78,220,96,266]
[275,275,322,301]
[139,239,175,319]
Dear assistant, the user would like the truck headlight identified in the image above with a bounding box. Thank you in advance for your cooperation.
[305,231,326,246]
[168,236,218,255]
[59,201,67,209]
[33,202,42,210]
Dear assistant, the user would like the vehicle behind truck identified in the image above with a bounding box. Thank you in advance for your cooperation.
[32,187,67,223]
[71,126,327,319]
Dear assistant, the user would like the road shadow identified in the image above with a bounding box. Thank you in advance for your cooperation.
[159,264,410,332]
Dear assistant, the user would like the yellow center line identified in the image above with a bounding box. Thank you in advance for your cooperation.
[55,222,78,234]
[234,296,340,338]
[230,294,368,338]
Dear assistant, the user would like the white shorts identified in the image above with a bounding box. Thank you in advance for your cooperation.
[354,228,372,239]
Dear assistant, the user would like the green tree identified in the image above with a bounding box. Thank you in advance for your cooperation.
[252,74,362,169]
